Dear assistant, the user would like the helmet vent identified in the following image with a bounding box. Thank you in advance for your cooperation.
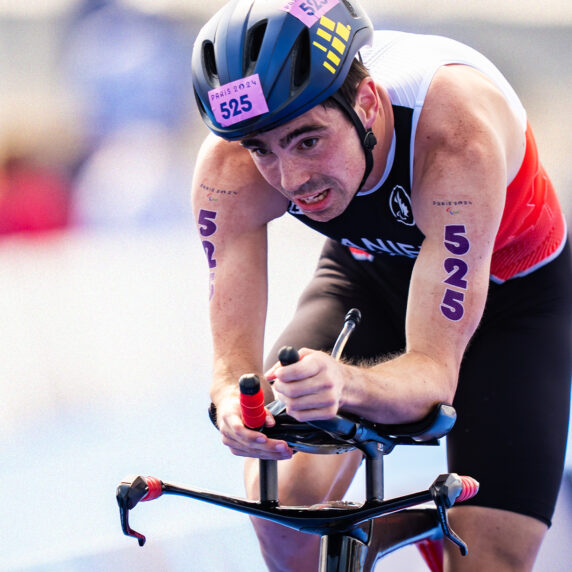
[340,0,358,17]
[245,21,268,72]
[291,27,310,89]
[203,41,218,83]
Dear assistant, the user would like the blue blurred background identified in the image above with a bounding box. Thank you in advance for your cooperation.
[1,1,571,570]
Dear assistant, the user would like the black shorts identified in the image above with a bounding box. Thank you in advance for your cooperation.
[265,238,572,527]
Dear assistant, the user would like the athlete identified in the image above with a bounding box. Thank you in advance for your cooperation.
[191,1,572,570]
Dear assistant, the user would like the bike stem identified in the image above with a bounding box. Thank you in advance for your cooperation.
[259,459,279,506]
[257,424,386,508]
[361,441,385,502]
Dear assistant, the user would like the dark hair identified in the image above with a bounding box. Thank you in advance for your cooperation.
[323,57,370,109]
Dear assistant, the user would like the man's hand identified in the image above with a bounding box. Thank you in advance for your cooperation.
[266,349,347,422]
[215,390,293,460]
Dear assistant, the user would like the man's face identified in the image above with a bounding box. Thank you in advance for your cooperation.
[240,105,365,222]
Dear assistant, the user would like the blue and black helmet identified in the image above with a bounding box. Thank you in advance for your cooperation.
[192,0,374,140]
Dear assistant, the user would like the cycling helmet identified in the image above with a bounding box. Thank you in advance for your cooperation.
[192,0,374,140]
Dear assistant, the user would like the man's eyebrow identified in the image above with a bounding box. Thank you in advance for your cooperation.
[279,124,326,148]
[240,137,265,149]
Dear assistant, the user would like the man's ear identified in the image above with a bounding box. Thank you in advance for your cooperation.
[354,77,379,129]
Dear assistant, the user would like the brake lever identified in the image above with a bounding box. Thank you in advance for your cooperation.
[430,473,475,556]
[116,475,164,546]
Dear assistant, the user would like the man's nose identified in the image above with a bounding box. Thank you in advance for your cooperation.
[279,157,311,193]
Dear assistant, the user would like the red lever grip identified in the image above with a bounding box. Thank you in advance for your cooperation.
[239,374,266,429]
[141,476,163,502]
[456,476,479,503]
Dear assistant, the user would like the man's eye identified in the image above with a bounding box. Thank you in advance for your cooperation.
[299,138,318,150]
[251,148,269,157]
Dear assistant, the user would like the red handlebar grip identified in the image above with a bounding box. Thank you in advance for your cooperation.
[456,476,479,503]
[141,476,163,502]
[240,392,267,429]
[239,374,266,429]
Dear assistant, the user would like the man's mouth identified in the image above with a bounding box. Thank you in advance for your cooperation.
[298,189,329,205]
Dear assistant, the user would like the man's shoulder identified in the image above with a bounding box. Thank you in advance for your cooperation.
[193,133,287,223]
[197,133,254,171]
[195,133,270,188]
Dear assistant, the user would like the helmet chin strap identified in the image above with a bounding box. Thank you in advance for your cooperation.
[331,92,377,193]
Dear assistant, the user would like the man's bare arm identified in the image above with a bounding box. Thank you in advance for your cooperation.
[191,134,291,458]
[272,66,524,424]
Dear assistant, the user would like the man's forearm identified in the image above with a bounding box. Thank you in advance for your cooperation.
[340,351,456,424]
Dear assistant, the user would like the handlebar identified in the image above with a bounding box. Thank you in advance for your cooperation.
[117,471,479,549]
[259,402,457,456]
[117,307,478,557]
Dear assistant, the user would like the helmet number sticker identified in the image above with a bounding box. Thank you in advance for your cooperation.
[208,74,269,127]
[282,0,339,28]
